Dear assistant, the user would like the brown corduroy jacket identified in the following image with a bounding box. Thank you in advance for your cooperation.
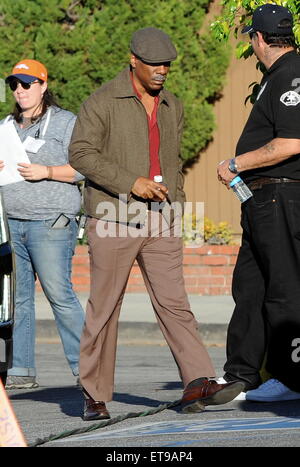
[69,67,186,222]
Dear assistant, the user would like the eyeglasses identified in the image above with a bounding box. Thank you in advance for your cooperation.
[249,31,257,40]
[8,79,40,92]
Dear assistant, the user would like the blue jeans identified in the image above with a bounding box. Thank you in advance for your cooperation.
[7,218,85,377]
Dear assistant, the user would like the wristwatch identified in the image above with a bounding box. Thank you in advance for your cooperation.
[228,158,238,174]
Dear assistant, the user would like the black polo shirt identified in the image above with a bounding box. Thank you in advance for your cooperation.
[236,50,300,182]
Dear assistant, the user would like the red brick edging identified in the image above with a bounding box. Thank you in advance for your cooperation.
[71,244,239,296]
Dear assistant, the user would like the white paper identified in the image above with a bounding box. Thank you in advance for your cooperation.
[0,120,31,186]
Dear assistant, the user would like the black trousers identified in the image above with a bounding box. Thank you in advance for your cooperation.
[224,182,300,392]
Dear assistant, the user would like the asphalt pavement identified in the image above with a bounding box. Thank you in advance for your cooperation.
[7,342,300,450]
[4,292,300,450]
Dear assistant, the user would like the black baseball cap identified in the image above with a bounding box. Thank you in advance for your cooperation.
[130,27,177,64]
[242,4,293,35]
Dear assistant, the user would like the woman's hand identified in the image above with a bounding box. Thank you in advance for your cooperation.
[18,163,48,181]
[0,160,4,171]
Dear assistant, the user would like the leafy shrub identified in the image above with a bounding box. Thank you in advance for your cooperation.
[0,0,230,164]
[211,0,300,59]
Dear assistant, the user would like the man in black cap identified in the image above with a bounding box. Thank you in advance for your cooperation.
[69,27,244,421]
[217,4,300,402]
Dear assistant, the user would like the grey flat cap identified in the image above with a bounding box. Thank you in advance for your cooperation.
[130,27,177,63]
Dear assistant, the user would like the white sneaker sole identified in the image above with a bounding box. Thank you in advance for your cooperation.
[234,391,246,401]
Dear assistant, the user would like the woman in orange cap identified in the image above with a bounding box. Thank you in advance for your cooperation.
[0,59,85,389]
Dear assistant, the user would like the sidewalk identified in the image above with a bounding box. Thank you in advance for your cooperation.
[35,292,234,345]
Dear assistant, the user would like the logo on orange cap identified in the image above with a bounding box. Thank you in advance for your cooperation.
[6,59,48,83]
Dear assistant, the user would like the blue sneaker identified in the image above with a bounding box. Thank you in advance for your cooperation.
[246,378,300,402]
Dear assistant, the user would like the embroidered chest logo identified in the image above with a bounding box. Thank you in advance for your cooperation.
[280,90,300,106]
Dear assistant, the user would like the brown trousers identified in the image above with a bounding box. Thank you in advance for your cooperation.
[80,213,215,401]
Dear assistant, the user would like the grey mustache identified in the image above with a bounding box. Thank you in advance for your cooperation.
[153,74,166,81]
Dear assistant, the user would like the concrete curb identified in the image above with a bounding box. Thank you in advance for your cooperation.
[36,320,228,346]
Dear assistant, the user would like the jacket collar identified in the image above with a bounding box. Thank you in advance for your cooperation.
[112,67,170,105]
[267,50,298,75]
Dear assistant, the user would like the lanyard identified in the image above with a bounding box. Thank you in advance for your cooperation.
[41,108,51,138]
[35,108,51,139]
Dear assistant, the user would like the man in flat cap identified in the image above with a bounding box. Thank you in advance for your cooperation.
[70,27,243,421]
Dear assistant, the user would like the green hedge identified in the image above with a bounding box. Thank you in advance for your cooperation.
[0,0,231,164]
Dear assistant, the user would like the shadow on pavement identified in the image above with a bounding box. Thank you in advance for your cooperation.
[239,400,300,417]
[9,387,84,417]
[160,381,182,390]
[9,387,179,417]
[9,383,242,419]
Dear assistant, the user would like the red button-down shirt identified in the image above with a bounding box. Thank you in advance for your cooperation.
[131,73,161,180]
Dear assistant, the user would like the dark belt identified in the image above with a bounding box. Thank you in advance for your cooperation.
[248,177,300,191]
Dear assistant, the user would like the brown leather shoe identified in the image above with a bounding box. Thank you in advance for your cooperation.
[83,398,111,421]
[181,379,245,413]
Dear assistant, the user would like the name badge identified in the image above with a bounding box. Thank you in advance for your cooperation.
[23,136,45,153]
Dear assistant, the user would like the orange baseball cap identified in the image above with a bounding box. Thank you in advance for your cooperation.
[5,59,48,83]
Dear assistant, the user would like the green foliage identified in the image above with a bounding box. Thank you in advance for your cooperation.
[0,0,231,163]
[211,0,300,59]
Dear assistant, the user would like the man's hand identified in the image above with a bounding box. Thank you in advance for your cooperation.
[17,163,49,181]
[0,160,4,172]
[131,176,168,201]
[217,159,236,188]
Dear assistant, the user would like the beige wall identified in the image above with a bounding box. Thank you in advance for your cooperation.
[184,51,262,236]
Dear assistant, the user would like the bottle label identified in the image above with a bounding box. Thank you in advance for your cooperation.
[230,177,253,203]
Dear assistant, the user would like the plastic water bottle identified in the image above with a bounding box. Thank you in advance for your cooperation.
[153,175,164,184]
[229,176,253,203]
[153,175,169,201]
[154,174,168,189]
